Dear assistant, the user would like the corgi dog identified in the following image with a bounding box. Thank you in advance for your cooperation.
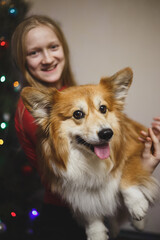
[21,68,159,240]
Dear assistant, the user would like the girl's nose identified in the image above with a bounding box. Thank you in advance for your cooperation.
[41,50,53,64]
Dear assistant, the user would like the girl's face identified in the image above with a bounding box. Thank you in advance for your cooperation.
[25,25,65,89]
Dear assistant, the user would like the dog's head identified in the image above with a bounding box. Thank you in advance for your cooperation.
[21,67,133,169]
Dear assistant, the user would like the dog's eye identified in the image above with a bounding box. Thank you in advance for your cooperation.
[99,105,107,114]
[73,110,85,119]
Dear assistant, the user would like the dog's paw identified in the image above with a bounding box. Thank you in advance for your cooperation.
[122,186,149,221]
[87,231,109,240]
[86,219,109,240]
[128,195,148,220]
[131,218,145,231]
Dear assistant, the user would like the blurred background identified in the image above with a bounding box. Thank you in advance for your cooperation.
[0,0,160,239]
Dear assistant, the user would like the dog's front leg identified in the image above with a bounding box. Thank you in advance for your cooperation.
[120,175,159,221]
[120,186,149,221]
[85,218,109,240]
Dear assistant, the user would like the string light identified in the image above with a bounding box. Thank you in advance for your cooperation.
[0,139,4,145]
[9,6,17,16]
[0,41,6,46]
[0,122,7,129]
[0,221,7,233]
[0,40,8,48]
[0,75,6,82]
[13,81,21,91]
[13,81,19,88]
[0,0,9,6]
[31,209,39,216]
[29,209,39,220]
[11,211,16,217]
[10,8,15,14]
[27,228,34,235]
[3,113,10,122]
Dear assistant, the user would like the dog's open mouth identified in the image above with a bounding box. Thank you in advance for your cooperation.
[76,136,110,160]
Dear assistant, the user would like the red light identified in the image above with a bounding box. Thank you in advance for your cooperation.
[0,40,8,48]
[0,41,6,47]
[11,212,16,217]
[22,165,33,175]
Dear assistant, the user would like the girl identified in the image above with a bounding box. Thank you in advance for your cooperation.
[11,15,160,240]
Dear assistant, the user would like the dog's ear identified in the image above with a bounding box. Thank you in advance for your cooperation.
[100,67,133,106]
[21,87,59,127]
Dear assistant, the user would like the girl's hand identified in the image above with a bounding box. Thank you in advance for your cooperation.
[152,116,160,141]
[139,128,160,173]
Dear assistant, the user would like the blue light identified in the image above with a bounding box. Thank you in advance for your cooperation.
[32,209,38,216]
[29,209,39,220]
[9,7,17,15]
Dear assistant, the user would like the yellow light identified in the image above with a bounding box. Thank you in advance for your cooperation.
[1,1,7,6]
[13,81,19,88]
[0,139,4,145]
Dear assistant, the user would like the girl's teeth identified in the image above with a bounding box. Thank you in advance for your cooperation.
[46,66,56,71]
[42,64,57,71]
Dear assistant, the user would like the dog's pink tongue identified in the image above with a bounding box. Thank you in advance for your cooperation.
[94,144,110,160]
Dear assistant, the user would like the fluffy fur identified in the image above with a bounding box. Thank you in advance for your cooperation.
[21,68,159,240]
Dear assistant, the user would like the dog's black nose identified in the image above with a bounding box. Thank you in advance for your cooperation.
[98,128,113,141]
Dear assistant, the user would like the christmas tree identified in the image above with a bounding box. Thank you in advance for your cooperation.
[0,1,42,238]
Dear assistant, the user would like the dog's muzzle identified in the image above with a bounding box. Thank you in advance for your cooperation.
[76,128,113,160]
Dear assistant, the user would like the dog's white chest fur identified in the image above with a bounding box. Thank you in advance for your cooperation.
[57,147,121,218]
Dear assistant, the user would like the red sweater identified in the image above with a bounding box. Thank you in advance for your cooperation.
[15,89,66,206]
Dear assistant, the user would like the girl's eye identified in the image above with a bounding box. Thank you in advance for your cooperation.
[99,105,107,114]
[28,51,38,56]
[73,110,85,120]
[31,51,37,55]
[51,45,58,50]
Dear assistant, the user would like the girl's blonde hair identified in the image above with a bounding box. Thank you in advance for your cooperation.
[11,15,76,90]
